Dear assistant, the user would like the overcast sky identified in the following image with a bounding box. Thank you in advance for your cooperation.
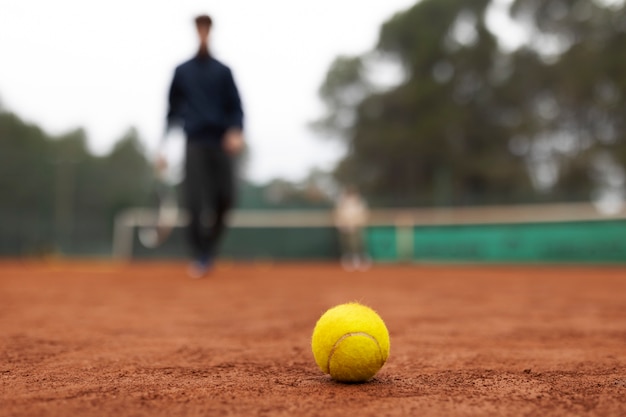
[0,0,424,183]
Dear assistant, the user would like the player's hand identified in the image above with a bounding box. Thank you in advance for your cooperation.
[224,129,245,155]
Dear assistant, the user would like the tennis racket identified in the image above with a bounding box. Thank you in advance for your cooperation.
[138,157,180,249]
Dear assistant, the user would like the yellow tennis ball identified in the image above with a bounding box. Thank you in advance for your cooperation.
[311,302,390,383]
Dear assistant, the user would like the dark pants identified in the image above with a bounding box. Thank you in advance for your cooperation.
[184,142,235,260]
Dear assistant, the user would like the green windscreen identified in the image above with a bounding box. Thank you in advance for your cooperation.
[365,220,626,263]
[130,217,626,263]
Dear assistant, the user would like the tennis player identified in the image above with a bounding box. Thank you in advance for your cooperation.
[159,14,245,278]
[334,186,371,271]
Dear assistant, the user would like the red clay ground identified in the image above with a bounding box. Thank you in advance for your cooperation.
[1,261,625,416]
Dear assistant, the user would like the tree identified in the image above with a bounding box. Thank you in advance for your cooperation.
[0,109,153,255]
[314,0,626,206]
[505,0,626,198]
[315,0,531,206]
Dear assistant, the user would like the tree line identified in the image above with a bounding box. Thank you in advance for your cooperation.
[314,0,626,207]
[0,110,153,255]
[0,108,332,256]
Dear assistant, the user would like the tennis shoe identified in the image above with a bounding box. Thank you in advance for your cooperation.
[187,255,213,279]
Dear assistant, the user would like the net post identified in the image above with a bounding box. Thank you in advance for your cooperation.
[395,213,414,262]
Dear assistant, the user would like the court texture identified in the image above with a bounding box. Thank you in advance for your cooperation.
[1,260,625,417]
[2,203,626,416]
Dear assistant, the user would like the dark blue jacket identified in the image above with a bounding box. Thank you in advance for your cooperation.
[167,56,244,144]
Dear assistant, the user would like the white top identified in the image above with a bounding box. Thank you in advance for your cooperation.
[334,193,368,230]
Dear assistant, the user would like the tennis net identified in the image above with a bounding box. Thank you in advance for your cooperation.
[113,202,626,263]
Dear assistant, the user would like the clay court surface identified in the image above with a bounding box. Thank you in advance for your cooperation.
[1,261,625,416]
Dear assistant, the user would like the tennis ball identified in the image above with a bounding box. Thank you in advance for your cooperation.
[311,302,390,383]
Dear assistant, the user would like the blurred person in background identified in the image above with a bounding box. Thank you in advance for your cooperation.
[158,14,245,278]
[334,186,371,271]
